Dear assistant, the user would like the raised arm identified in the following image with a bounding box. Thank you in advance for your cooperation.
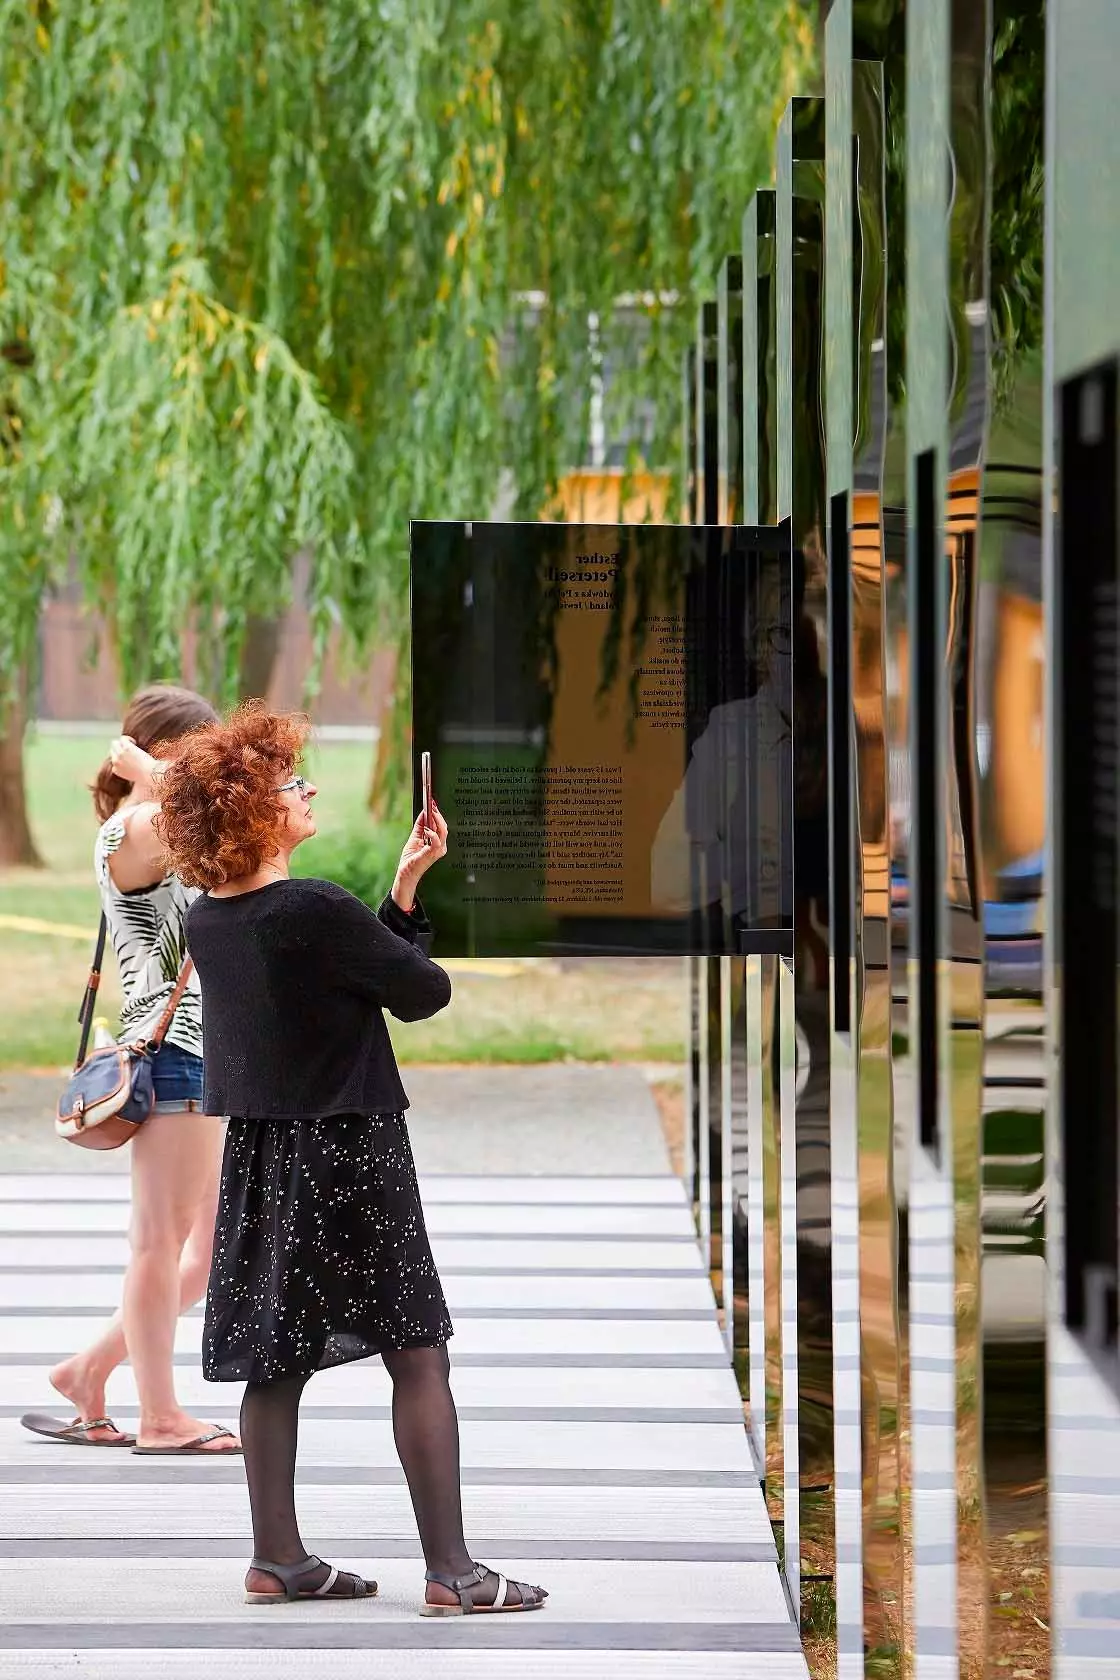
[323,883,452,1022]
[101,802,170,893]
[99,738,172,893]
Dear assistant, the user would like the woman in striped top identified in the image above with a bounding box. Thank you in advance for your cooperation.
[21,684,241,1457]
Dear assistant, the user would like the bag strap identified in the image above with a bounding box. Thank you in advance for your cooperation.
[144,955,195,1051]
[74,915,110,1071]
[74,915,195,1067]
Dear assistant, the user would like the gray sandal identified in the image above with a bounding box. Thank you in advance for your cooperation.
[245,1554,379,1605]
[420,1562,547,1617]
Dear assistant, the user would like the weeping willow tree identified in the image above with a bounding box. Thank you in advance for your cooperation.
[0,0,815,861]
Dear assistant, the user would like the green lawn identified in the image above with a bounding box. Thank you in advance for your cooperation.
[0,731,686,1072]
[17,728,375,877]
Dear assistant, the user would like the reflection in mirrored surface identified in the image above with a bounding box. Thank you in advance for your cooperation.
[823,12,862,1662]
[697,300,720,1278]
[745,951,768,1472]
[778,91,835,1632]
[683,346,702,1224]
[977,10,1049,1671]
[671,4,1119,1675]
[718,257,745,532]
[827,3,904,1665]
[743,191,778,534]
[905,0,958,1664]
[945,4,991,1674]
[718,251,749,1372]
[1046,2,1120,1663]
[1050,360,1120,1670]
[779,949,802,1605]
[849,9,914,1671]
[851,66,902,1680]
[721,951,740,1361]
[742,185,785,1536]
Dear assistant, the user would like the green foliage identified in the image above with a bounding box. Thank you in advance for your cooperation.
[0,0,816,728]
[291,822,403,912]
[859,0,1044,421]
[68,260,363,699]
[988,5,1045,419]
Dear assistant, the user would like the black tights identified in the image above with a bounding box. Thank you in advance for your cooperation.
[240,1345,472,1581]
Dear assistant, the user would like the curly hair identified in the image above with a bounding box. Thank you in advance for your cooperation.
[155,701,311,891]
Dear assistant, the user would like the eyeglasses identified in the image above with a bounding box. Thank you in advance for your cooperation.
[276,775,310,795]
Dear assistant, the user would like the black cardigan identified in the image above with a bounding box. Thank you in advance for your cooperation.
[184,877,451,1120]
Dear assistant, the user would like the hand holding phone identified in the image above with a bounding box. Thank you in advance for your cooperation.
[421,751,434,838]
[393,762,447,914]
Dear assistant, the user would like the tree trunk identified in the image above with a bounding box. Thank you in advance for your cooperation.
[238,611,286,704]
[0,665,45,868]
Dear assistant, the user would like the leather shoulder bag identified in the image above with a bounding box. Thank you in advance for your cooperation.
[56,914,195,1151]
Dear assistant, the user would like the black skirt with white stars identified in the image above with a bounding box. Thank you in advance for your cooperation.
[202,1111,454,1384]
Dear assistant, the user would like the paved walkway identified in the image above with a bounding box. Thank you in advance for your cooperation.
[0,1067,805,1677]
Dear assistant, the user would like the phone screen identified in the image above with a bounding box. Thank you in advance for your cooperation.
[421,751,433,831]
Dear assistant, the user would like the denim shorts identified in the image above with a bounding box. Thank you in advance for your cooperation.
[150,1041,205,1115]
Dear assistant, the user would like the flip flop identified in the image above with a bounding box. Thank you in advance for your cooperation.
[20,1412,137,1448]
[132,1424,242,1456]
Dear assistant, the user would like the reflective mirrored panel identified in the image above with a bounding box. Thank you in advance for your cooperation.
[671,3,1118,1675]
[824,10,863,1670]
[683,345,702,1217]
[741,185,786,1532]
[1051,359,1120,1668]
[718,256,745,530]
[977,7,1049,1673]
[697,302,720,1270]
[1046,5,1120,1670]
[743,190,778,530]
[905,0,958,1663]
[717,250,749,1367]
[944,3,992,1673]
[826,2,903,1668]
[777,91,835,1631]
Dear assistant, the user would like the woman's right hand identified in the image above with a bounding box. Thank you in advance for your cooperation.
[110,735,163,792]
[391,803,448,914]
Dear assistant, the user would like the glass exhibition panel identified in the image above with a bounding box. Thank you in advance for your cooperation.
[410,519,792,960]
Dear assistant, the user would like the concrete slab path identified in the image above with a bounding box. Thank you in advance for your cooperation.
[0,1067,805,1678]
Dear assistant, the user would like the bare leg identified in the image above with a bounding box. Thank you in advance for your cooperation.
[49,1168,217,1439]
[52,1110,237,1452]
[126,1110,239,1450]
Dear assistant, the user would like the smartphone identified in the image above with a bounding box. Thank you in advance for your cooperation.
[421,751,433,833]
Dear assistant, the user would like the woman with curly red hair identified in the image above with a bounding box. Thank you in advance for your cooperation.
[157,702,548,1617]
